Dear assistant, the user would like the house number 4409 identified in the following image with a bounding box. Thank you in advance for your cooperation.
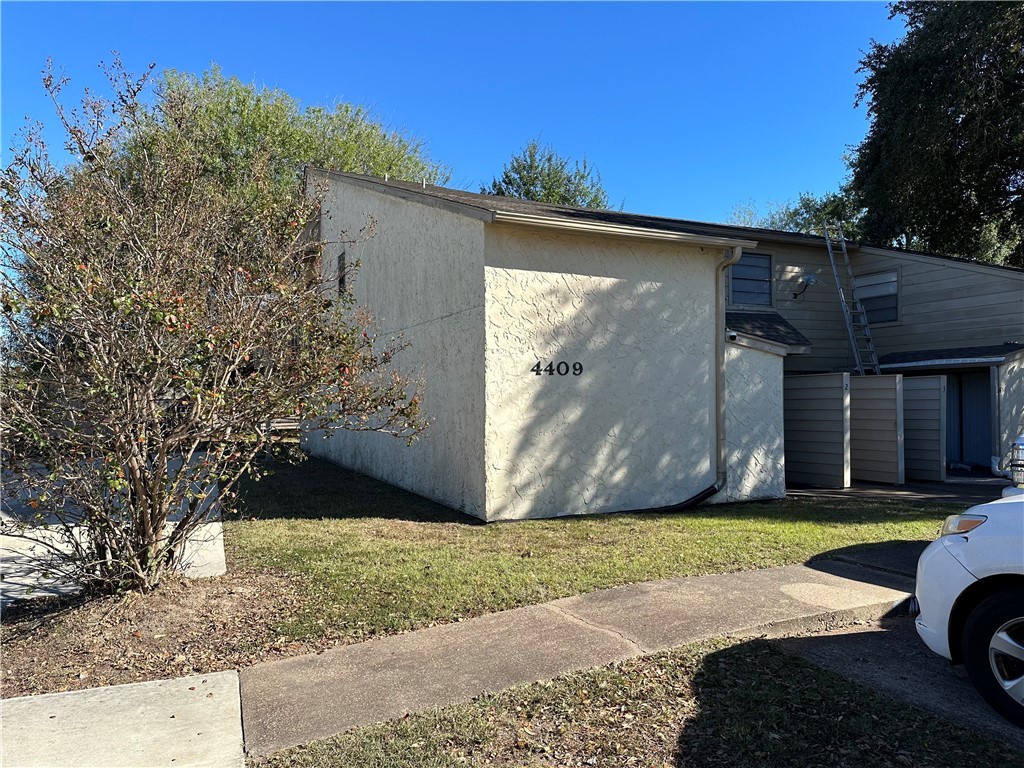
[531,361,583,376]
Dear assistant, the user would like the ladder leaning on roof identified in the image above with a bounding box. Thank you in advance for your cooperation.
[822,222,881,375]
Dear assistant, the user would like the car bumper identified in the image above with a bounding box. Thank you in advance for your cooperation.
[914,537,978,660]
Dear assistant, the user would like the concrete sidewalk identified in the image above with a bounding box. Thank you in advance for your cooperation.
[240,559,913,757]
[1,672,244,768]
[787,477,1010,506]
[0,555,916,766]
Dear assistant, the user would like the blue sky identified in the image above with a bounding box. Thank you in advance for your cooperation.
[1,2,904,223]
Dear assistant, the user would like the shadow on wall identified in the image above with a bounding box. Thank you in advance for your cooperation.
[1002,357,1024,461]
[716,344,783,503]
[485,254,779,520]
[485,258,721,521]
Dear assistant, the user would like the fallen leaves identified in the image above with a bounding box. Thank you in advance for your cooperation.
[1,567,320,698]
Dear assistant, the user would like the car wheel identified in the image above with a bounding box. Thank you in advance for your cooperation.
[962,588,1024,728]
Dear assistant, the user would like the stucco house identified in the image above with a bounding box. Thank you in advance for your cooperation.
[302,170,809,521]
[303,170,1023,515]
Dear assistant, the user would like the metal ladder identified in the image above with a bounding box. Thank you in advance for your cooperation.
[823,222,880,375]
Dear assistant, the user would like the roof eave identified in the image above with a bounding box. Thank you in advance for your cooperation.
[308,168,496,223]
[880,357,1007,370]
[492,211,758,250]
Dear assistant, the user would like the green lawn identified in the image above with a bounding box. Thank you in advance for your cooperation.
[254,637,1023,768]
[227,458,948,645]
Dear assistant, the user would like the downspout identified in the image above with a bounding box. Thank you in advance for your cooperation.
[614,245,743,515]
[713,245,743,491]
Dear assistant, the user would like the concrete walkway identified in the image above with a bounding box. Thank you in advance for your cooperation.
[1,672,244,768]
[1,556,915,766]
[240,559,913,757]
[788,476,1011,506]
[0,523,227,608]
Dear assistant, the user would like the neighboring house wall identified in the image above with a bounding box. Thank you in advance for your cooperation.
[482,224,721,520]
[999,354,1024,464]
[850,375,905,485]
[734,238,1024,373]
[710,340,786,503]
[304,177,489,517]
[903,375,947,482]
[783,373,851,487]
[728,240,853,373]
[851,248,1024,355]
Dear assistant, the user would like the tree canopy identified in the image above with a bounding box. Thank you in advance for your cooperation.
[145,67,449,204]
[728,187,865,241]
[483,138,610,209]
[0,60,426,593]
[850,2,1024,265]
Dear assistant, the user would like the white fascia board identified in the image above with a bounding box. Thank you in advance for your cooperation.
[727,331,789,357]
[880,357,1006,370]
[492,211,759,250]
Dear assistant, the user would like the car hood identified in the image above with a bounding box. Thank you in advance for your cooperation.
[964,494,1024,518]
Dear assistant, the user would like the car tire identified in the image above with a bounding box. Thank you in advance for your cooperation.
[962,588,1024,728]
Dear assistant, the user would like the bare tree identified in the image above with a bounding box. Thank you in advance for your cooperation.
[0,59,425,594]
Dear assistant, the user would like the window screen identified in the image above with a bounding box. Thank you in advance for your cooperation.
[731,253,772,306]
[853,271,898,324]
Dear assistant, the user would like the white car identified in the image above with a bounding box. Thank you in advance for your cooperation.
[913,487,1024,727]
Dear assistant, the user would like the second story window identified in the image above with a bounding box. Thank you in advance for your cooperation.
[730,253,773,306]
[853,270,898,324]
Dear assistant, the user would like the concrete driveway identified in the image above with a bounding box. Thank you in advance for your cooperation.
[788,541,1024,752]
[781,617,1024,751]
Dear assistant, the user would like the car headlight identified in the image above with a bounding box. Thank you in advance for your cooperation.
[940,513,987,536]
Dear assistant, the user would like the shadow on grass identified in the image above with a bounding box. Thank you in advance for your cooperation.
[675,639,1022,768]
[807,539,930,580]
[235,456,482,525]
[236,455,952,530]
[777,617,1024,754]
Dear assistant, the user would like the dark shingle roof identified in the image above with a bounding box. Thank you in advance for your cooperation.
[726,311,811,350]
[879,343,1024,366]
[325,172,770,242]
[315,171,1024,273]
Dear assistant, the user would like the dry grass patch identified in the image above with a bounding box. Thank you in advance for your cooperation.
[1,567,320,698]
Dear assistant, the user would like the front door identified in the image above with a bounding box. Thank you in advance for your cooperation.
[946,369,993,468]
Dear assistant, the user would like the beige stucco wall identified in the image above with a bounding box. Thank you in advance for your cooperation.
[482,224,721,520]
[303,177,488,517]
[999,354,1024,464]
[708,342,786,503]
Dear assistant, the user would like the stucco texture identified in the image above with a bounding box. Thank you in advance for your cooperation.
[999,356,1024,463]
[482,225,721,521]
[709,343,786,503]
[303,178,488,516]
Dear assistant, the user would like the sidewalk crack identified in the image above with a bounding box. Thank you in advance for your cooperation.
[541,602,649,655]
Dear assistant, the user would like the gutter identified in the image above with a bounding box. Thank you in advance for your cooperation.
[880,357,1007,370]
[491,210,758,250]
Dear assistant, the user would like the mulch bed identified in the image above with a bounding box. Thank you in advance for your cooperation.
[1,567,330,699]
